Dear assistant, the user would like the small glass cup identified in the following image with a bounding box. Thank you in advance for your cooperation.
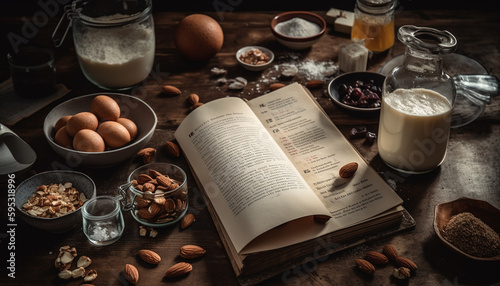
[82,195,124,246]
[7,45,56,98]
[119,163,188,228]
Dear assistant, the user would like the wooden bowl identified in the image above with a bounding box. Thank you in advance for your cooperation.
[434,197,500,261]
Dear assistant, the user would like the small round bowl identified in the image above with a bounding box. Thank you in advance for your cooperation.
[434,197,500,261]
[236,46,275,71]
[271,11,326,50]
[328,71,386,114]
[122,162,188,228]
[15,170,96,233]
[43,93,157,168]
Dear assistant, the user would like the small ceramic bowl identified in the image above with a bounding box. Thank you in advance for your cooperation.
[15,170,96,233]
[327,71,386,114]
[43,93,157,168]
[434,197,500,261]
[271,11,326,50]
[236,46,275,71]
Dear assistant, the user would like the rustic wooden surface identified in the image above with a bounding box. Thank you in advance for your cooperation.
[1,9,499,286]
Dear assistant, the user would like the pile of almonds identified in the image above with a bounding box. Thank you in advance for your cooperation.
[123,244,206,284]
[131,168,188,224]
[56,246,97,283]
[354,244,417,280]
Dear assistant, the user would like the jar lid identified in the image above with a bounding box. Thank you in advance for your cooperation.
[72,0,152,26]
[357,0,395,14]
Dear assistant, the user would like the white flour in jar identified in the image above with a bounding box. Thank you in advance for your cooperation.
[75,19,155,89]
[274,17,322,38]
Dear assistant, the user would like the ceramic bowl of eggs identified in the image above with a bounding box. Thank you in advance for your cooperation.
[43,93,157,168]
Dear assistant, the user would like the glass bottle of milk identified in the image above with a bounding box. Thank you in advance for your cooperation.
[378,25,457,174]
[54,0,155,90]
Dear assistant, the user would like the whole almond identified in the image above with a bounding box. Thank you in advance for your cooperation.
[136,148,156,164]
[181,213,195,229]
[138,249,161,264]
[395,257,418,272]
[382,244,399,260]
[164,262,193,278]
[137,174,153,185]
[165,141,180,158]
[188,93,200,105]
[137,207,156,220]
[156,175,172,187]
[339,162,358,178]
[162,85,181,96]
[305,79,325,89]
[123,264,139,284]
[180,245,206,259]
[364,251,388,265]
[354,259,375,275]
[270,83,285,91]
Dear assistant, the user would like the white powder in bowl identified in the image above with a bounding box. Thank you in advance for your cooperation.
[274,17,322,38]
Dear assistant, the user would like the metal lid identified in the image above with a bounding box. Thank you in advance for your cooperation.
[357,0,395,14]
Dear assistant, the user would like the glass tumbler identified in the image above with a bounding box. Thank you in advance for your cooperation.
[82,195,124,246]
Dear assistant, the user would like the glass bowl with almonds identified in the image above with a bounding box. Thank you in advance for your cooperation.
[119,163,188,227]
[15,170,96,233]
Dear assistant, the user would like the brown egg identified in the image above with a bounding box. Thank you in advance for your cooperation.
[97,121,131,149]
[54,126,73,149]
[174,14,224,61]
[66,112,99,137]
[116,117,138,140]
[54,115,72,132]
[90,95,121,121]
[73,129,105,152]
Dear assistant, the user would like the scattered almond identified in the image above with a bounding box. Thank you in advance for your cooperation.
[364,251,388,265]
[305,79,325,89]
[270,83,285,91]
[165,141,180,158]
[180,245,206,259]
[354,259,375,275]
[77,256,92,268]
[339,162,358,178]
[164,262,193,278]
[83,269,97,282]
[124,264,139,284]
[138,249,161,264]
[382,244,398,260]
[181,213,195,229]
[162,85,181,96]
[188,93,200,105]
[395,257,418,272]
[136,148,156,164]
[393,267,411,279]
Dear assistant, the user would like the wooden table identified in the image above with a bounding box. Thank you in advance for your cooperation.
[1,9,499,286]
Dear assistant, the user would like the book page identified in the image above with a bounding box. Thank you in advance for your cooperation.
[174,97,331,253]
[247,83,403,229]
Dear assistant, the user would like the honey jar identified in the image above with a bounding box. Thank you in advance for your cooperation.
[351,0,395,53]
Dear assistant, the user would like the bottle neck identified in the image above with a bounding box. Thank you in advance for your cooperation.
[403,47,444,75]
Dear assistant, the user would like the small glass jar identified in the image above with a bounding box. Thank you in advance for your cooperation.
[82,196,124,246]
[378,25,457,174]
[119,163,188,228]
[54,0,155,90]
[351,0,395,53]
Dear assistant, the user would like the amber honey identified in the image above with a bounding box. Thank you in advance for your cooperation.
[351,0,395,53]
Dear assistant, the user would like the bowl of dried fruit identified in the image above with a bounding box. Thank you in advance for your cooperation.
[15,170,96,233]
[328,71,385,114]
[119,162,188,228]
[434,197,500,261]
[236,46,274,71]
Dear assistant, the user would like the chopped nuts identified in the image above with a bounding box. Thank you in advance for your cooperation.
[239,48,270,65]
[84,269,98,282]
[393,267,411,279]
[22,182,87,218]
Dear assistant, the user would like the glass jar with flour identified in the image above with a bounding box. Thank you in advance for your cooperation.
[53,0,155,90]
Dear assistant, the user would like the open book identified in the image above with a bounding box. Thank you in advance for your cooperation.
[174,83,415,284]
